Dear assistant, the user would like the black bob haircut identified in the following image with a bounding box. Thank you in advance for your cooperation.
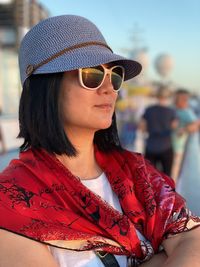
[18,73,123,156]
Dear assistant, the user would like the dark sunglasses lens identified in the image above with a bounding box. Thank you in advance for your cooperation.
[81,66,104,89]
[111,67,124,91]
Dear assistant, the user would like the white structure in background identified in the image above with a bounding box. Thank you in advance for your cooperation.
[0,116,23,150]
[0,49,20,114]
[131,48,151,86]
[0,0,12,3]
[0,0,49,150]
[154,54,174,84]
[0,0,49,115]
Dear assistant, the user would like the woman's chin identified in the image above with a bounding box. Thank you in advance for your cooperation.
[96,121,113,130]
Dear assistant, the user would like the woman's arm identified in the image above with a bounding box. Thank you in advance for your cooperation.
[161,227,200,267]
[0,229,58,267]
[140,227,200,267]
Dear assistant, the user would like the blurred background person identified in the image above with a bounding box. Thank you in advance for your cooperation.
[171,89,200,181]
[139,85,178,176]
[173,89,200,215]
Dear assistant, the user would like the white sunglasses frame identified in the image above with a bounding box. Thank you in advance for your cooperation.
[78,65,125,92]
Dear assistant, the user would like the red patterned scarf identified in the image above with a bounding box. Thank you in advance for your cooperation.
[0,148,200,262]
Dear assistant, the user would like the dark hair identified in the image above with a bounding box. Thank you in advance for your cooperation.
[156,85,171,99]
[18,73,122,156]
[175,88,190,95]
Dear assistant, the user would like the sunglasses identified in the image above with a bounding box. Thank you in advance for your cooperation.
[78,65,125,92]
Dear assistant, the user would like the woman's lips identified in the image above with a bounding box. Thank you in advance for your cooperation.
[94,104,113,110]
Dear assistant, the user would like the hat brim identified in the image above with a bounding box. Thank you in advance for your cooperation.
[32,45,142,82]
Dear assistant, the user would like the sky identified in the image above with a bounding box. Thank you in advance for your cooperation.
[38,0,200,91]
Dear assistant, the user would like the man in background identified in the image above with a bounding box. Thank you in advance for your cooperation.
[139,85,177,177]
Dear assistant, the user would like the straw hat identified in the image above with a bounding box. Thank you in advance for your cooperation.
[19,15,142,85]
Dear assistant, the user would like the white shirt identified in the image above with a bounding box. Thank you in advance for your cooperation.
[49,172,145,267]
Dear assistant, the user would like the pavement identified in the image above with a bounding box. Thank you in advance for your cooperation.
[0,116,22,171]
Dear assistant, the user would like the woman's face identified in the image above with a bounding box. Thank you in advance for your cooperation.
[59,65,118,134]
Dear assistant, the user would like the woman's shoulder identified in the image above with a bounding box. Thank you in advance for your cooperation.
[107,148,147,175]
[115,148,145,165]
[114,148,175,187]
[0,149,38,178]
[0,148,50,197]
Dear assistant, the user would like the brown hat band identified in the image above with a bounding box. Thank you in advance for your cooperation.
[26,41,113,76]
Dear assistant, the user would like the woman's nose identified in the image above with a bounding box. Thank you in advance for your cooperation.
[98,74,114,93]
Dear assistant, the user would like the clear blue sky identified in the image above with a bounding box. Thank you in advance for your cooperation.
[39,0,200,91]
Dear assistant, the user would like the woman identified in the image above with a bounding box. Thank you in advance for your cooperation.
[0,15,200,267]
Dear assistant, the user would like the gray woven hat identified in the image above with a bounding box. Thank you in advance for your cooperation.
[19,15,142,86]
